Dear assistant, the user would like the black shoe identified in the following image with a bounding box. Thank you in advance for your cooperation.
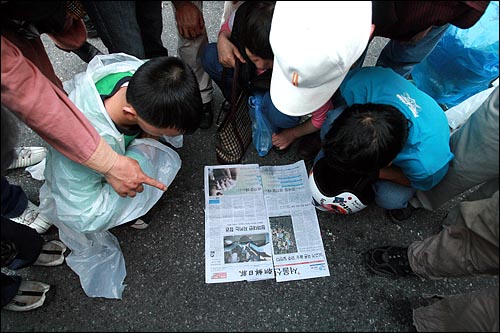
[72,41,103,63]
[55,41,103,63]
[387,205,416,223]
[199,102,213,129]
[297,131,322,160]
[364,246,414,278]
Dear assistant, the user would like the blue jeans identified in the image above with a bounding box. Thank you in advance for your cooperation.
[356,24,450,78]
[201,43,301,132]
[82,1,168,59]
[315,106,416,210]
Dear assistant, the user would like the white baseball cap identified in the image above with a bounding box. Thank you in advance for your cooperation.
[270,1,372,116]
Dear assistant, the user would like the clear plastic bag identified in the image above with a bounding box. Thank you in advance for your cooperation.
[248,91,273,157]
[412,1,499,108]
[39,53,182,299]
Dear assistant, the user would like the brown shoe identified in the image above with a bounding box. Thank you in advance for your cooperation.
[297,132,322,160]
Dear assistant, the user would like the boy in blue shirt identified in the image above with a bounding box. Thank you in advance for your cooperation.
[313,67,453,213]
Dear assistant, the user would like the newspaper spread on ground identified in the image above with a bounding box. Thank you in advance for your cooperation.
[204,160,330,284]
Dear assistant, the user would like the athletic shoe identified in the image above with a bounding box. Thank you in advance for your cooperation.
[7,147,47,170]
[10,200,53,234]
[3,280,51,312]
[130,218,149,230]
[364,246,414,278]
[33,240,67,267]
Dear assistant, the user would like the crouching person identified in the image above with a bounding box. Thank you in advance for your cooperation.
[38,54,202,298]
[310,67,453,216]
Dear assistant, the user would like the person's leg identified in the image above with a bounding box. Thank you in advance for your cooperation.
[47,15,103,64]
[201,43,233,101]
[136,1,168,58]
[376,24,450,78]
[1,216,44,270]
[1,218,53,312]
[1,274,22,308]
[260,92,301,132]
[372,180,417,210]
[411,86,499,210]
[413,286,499,332]
[82,1,146,58]
[409,189,499,279]
[1,177,28,219]
[172,1,213,105]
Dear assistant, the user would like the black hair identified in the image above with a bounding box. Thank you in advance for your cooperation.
[323,103,411,174]
[126,56,203,134]
[1,105,19,174]
[239,1,276,60]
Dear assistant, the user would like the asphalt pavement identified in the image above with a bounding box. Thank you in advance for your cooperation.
[1,2,497,332]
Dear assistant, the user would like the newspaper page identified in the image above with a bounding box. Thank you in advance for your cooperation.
[204,164,275,283]
[260,161,330,282]
[204,161,330,284]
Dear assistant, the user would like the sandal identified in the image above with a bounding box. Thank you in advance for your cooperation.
[364,246,414,278]
[3,280,51,312]
[33,240,67,267]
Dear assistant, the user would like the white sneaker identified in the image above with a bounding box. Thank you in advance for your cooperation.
[8,147,48,170]
[10,201,53,234]
[3,280,51,312]
[33,240,67,266]
[130,218,149,230]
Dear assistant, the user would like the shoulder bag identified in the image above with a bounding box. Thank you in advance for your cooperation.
[215,60,252,164]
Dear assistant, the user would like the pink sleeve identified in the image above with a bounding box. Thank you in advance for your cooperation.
[219,19,231,36]
[310,99,334,129]
[1,36,101,164]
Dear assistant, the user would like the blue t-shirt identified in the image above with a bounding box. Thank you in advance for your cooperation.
[339,67,454,190]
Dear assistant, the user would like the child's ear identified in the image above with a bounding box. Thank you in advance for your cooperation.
[122,105,138,121]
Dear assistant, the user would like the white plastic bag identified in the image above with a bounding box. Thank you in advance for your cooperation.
[446,80,498,134]
[56,139,181,299]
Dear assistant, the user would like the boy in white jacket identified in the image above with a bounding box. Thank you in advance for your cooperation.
[39,54,202,298]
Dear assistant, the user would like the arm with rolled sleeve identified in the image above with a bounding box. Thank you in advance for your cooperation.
[1,36,106,167]
[1,36,166,195]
